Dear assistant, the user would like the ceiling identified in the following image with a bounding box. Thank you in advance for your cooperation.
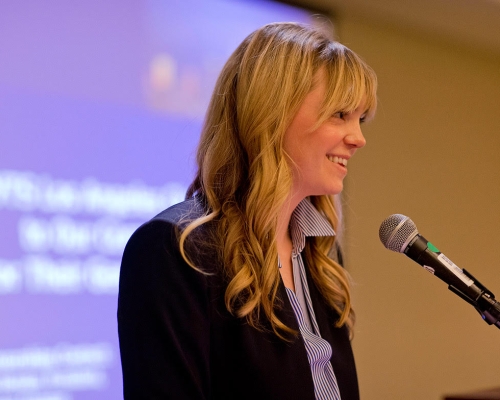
[284,0,500,57]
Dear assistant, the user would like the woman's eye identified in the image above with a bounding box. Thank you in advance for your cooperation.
[359,115,367,124]
[332,111,345,119]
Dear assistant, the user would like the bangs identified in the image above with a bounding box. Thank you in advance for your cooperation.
[317,43,377,124]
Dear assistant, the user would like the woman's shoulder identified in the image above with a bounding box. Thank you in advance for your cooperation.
[130,197,206,240]
[123,197,218,272]
[126,198,204,253]
[150,197,206,227]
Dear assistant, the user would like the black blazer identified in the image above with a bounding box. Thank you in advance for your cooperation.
[118,199,359,399]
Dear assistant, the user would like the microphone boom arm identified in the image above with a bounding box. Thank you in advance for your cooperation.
[448,269,500,329]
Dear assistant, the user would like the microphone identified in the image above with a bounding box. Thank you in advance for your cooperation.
[379,214,500,329]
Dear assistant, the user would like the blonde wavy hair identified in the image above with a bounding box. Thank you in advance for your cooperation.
[180,22,377,339]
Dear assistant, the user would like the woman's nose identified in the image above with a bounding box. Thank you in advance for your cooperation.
[345,123,367,148]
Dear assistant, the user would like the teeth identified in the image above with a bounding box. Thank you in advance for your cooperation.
[328,156,348,166]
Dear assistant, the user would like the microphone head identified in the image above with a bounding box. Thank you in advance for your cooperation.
[379,214,419,253]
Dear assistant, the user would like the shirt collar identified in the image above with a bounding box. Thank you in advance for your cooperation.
[289,198,336,254]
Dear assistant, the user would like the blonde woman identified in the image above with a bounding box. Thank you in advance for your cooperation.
[118,22,377,400]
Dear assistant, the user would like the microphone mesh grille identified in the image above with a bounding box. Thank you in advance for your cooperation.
[379,214,418,253]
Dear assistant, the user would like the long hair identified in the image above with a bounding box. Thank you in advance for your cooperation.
[179,22,377,339]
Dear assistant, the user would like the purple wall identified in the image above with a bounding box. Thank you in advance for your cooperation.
[0,0,311,398]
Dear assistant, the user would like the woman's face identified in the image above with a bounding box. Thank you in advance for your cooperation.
[283,73,367,201]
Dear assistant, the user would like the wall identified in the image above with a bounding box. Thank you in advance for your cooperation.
[335,15,500,400]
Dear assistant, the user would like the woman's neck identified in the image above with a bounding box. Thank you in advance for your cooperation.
[276,193,304,291]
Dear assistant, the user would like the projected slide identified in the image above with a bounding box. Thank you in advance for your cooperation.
[0,0,311,399]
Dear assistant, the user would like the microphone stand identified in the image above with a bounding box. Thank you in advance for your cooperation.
[448,269,500,329]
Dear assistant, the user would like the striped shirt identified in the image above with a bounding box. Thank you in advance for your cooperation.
[281,198,341,400]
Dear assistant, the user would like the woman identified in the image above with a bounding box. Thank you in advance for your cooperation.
[118,22,377,399]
